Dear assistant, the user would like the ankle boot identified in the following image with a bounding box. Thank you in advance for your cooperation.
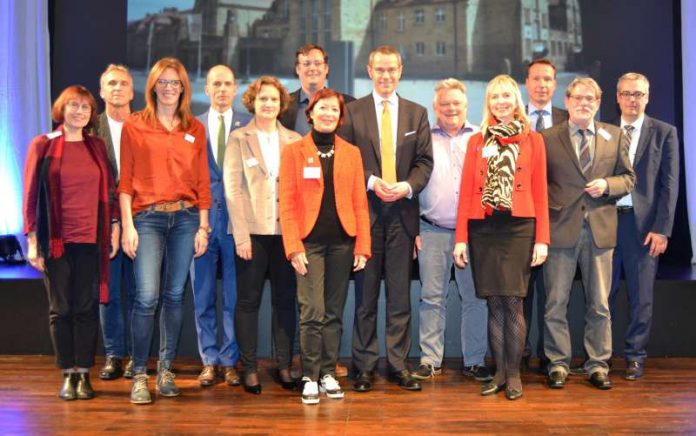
[59,373,76,400]
[76,373,95,399]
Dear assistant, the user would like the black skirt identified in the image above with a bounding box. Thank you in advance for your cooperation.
[468,211,535,298]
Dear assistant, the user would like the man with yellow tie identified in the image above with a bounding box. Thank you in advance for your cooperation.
[339,45,433,392]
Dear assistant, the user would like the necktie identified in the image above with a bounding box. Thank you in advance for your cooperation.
[217,114,226,169]
[534,110,545,132]
[380,100,397,184]
[578,129,592,175]
[623,124,635,146]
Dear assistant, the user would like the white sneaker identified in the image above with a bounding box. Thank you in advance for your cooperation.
[320,374,344,399]
[301,377,320,405]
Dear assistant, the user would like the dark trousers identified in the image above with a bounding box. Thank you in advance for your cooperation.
[234,235,296,373]
[352,205,415,373]
[43,243,100,369]
[297,239,354,380]
[523,266,547,360]
[609,211,658,364]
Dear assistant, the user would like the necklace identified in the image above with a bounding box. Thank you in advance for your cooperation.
[317,146,335,159]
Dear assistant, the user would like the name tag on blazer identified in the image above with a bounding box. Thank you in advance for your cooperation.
[404,130,417,137]
[303,166,321,179]
[597,128,612,141]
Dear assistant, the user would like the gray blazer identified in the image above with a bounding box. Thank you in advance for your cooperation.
[542,121,636,249]
[223,118,301,245]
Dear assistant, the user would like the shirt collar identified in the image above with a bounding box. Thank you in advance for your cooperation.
[528,101,553,115]
[569,120,596,136]
[432,121,476,137]
[299,89,311,105]
[210,107,233,119]
[620,113,645,131]
[372,90,398,106]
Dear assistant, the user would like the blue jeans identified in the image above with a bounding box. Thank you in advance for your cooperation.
[131,207,199,374]
[190,208,239,367]
[99,249,135,359]
[417,220,488,367]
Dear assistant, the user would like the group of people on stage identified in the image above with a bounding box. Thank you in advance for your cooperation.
[22,43,679,405]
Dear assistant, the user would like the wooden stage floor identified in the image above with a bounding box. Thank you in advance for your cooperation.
[1,356,695,434]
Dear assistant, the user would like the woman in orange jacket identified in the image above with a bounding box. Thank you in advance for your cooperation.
[279,88,370,404]
[453,74,550,400]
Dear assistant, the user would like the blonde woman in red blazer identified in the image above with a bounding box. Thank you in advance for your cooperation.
[279,88,371,404]
[453,74,550,401]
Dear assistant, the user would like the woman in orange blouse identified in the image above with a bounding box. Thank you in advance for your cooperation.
[453,74,549,400]
[279,88,370,404]
[119,57,211,404]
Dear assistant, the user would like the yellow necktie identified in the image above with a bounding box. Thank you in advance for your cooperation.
[381,100,397,184]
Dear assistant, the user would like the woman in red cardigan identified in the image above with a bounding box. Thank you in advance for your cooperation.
[453,74,550,400]
[23,85,119,401]
[279,88,370,404]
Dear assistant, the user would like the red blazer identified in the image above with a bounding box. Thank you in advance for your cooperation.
[454,130,550,245]
[279,134,371,259]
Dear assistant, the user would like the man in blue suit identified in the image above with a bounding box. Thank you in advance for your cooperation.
[609,72,680,380]
[191,65,251,387]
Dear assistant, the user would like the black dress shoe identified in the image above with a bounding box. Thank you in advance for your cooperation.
[243,372,262,394]
[59,373,77,400]
[547,370,566,389]
[99,357,123,380]
[76,373,95,400]
[352,371,374,393]
[624,361,643,380]
[589,372,613,390]
[276,369,297,390]
[505,386,523,400]
[481,382,505,396]
[389,369,421,391]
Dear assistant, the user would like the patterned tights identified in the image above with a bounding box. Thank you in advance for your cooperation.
[487,296,526,391]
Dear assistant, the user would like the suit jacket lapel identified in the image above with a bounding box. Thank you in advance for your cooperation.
[198,110,221,179]
[559,126,585,176]
[98,113,116,167]
[362,95,381,166]
[395,96,408,170]
[633,116,653,165]
[299,136,323,189]
[244,119,268,175]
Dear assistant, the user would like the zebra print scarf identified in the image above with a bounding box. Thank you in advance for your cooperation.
[481,120,524,211]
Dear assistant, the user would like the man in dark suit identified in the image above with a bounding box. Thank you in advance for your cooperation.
[523,58,569,372]
[191,65,251,387]
[279,44,355,135]
[96,64,136,381]
[339,45,433,392]
[542,77,635,391]
[609,72,679,380]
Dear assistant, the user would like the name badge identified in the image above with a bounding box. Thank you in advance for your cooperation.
[184,133,195,143]
[246,157,259,167]
[46,131,63,139]
[303,166,321,179]
[597,128,612,141]
[482,145,498,159]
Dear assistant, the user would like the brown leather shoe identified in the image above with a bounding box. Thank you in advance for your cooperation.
[198,365,217,387]
[224,366,241,386]
[335,362,349,378]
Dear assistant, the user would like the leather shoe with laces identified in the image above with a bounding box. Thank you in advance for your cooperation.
[99,357,123,380]
[130,374,152,404]
[352,371,374,392]
[624,361,643,380]
[411,363,441,380]
[198,365,217,387]
[59,373,77,400]
[224,366,241,386]
[389,369,422,391]
[547,370,566,389]
[589,372,613,390]
[76,373,95,399]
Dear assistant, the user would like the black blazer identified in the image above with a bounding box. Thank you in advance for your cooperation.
[611,115,679,238]
[338,94,433,237]
[279,88,356,131]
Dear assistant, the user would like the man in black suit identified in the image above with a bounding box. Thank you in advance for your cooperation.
[279,44,355,135]
[339,45,433,392]
[609,72,679,380]
[96,64,136,381]
[523,58,569,373]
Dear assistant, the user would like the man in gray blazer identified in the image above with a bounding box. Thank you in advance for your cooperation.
[96,64,135,381]
[523,58,570,372]
[542,77,635,390]
[339,45,433,392]
[191,65,251,387]
[609,72,679,380]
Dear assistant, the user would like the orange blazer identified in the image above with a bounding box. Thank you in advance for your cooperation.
[454,130,550,245]
[279,134,371,259]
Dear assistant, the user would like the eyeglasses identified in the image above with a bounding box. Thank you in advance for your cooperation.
[156,79,182,89]
[298,61,325,68]
[66,101,92,113]
[618,91,647,99]
[569,95,597,103]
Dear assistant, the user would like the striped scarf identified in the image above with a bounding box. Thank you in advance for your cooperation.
[481,120,524,211]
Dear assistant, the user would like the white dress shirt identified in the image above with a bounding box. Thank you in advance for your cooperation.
[207,107,234,165]
[616,114,645,207]
[106,115,124,176]
[257,129,281,232]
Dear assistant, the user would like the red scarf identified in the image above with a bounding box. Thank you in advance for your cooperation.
[35,126,117,303]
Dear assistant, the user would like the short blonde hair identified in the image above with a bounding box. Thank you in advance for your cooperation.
[433,78,468,105]
[481,74,529,131]
[566,77,602,99]
[368,45,402,66]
